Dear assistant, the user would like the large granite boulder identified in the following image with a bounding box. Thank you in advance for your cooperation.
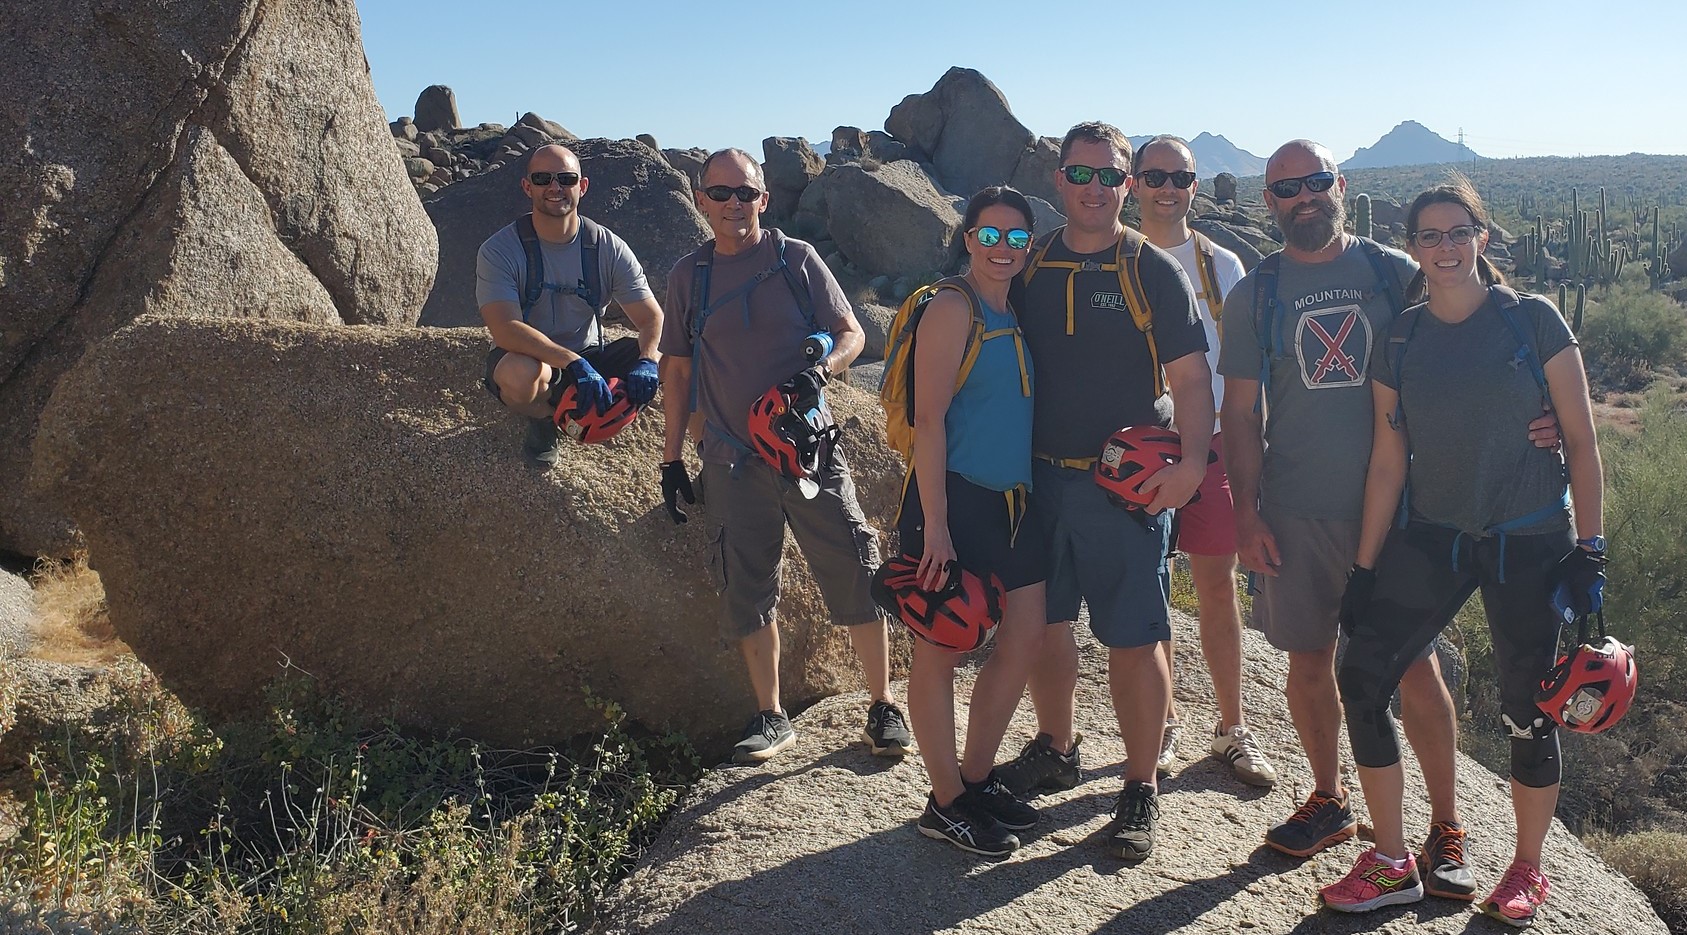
[814,163,960,279]
[419,137,710,329]
[31,317,905,751]
[413,85,459,133]
[1192,219,1269,271]
[762,137,824,221]
[0,570,33,657]
[1,0,437,556]
[885,67,1039,201]
[597,616,1666,935]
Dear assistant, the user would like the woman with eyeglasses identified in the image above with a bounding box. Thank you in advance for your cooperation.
[896,185,1050,858]
[1320,174,1604,927]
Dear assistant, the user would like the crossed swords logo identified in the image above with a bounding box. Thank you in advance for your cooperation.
[1305,310,1363,383]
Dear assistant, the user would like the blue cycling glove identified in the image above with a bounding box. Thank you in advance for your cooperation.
[1555,547,1607,617]
[562,358,611,416]
[626,358,660,407]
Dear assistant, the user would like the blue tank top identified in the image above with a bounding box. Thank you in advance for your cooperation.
[945,295,1034,491]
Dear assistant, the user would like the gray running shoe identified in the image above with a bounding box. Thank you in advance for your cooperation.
[1107,780,1159,861]
[1264,789,1357,857]
[732,710,796,764]
[523,416,561,466]
[1421,820,1477,901]
[996,731,1082,797]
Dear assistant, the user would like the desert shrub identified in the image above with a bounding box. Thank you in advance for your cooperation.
[0,668,698,934]
[1581,286,1687,385]
[1589,829,1687,933]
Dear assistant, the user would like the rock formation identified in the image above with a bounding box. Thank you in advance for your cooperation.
[31,318,904,751]
[417,137,710,329]
[761,137,825,221]
[597,618,1665,935]
[413,85,459,133]
[0,0,437,556]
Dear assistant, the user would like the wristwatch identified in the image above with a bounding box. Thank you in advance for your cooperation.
[1576,535,1607,553]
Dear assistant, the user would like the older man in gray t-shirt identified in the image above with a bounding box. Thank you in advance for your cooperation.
[477,144,665,465]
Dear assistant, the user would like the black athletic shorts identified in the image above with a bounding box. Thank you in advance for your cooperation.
[896,471,1046,592]
[482,336,642,402]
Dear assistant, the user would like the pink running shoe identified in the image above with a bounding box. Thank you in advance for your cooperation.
[1320,848,1425,913]
[1481,860,1550,927]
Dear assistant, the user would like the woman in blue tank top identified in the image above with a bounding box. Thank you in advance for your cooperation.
[895,187,1050,858]
[1323,175,1607,926]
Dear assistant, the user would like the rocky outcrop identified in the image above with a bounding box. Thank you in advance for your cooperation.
[598,616,1666,935]
[0,570,32,657]
[886,67,1041,203]
[762,137,824,221]
[662,147,708,185]
[813,163,960,279]
[417,138,710,329]
[1213,171,1239,204]
[1192,218,1269,270]
[0,0,437,556]
[413,85,459,133]
[31,317,905,751]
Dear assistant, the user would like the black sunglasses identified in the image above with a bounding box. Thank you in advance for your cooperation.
[1061,164,1129,187]
[1135,169,1197,190]
[1266,172,1337,199]
[529,171,580,188]
[1409,225,1483,248]
[971,226,1032,250]
[703,185,763,203]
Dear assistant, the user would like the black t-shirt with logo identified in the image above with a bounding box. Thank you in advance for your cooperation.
[1011,234,1206,461]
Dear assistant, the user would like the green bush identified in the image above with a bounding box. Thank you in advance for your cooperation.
[1601,389,1687,693]
[1580,286,1687,385]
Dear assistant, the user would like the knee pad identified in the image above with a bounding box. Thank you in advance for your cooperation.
[1502,710,1561,788]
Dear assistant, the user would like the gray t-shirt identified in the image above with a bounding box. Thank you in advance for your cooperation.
[1218,240,1415,520]
[661,231,854,466]
[1375,289,1574,536]
[475,217,654,351]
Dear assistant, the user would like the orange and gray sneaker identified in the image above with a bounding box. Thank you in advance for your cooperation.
[1481,859,1551,927]
[1420,820,1477,900]
[1320,848,1425,912]
[1264,789,1357,857]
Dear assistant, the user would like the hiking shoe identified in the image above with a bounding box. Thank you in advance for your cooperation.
[1106,780,1159,861]
[917,793,1019,858]
[1480,860,1550,927]
[962,771,1039,832]
[731,710,796,764]
[1210,723,1278,788]
[862,700,915,756]
[1420,820,1477,901]
[522,416,561,466]
[996,732,1082,797]
[1156,720,1182,775]
[1264,789,1357,858]
[1320,848,1425,913]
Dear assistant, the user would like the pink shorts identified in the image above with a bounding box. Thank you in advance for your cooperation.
[1175,432,1237,557]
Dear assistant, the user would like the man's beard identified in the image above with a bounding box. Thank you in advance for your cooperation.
[1278,199,1343,252]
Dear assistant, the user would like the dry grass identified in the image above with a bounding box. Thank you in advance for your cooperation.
[1589,829,1687,933]
[27,555,128,666]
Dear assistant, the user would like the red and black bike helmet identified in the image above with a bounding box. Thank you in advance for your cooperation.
[871,554,1004,653]
[553,376,643,444]
[1536,611,1638,734]
[1093,425,1212,509]
[747,384,837,483]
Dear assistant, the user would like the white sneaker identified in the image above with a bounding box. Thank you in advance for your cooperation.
[1156,720,1182,775]
[1211,723,1277,787]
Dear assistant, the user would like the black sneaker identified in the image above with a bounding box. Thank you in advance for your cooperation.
[917,793,1019,858]
[1107,780,1159,861]
[995,731,1082,797]
[731,710,796,764]
[523,416,561,466]
[863,700,915,756]
[961,771,1039,832]
[1421,820,1477,901]
[1264,789,1357,858]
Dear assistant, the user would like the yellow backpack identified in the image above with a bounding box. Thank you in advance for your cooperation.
[879,276,1028,462]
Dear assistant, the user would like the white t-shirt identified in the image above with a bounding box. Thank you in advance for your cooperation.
[1163,233,1245,411]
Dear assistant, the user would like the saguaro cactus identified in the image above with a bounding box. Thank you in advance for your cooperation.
[1354,193,1373,240]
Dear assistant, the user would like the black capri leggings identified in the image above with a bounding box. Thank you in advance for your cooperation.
[1337,520,1573,788]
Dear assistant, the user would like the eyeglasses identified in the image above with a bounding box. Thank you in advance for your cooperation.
[1409,224,1483,248]
[1266,172,1337,199]
[1061,164,1129,187]
[529,171,581,188]
[702,185,763,203]
[1135,169,1196,190]
[971,226,1032,250]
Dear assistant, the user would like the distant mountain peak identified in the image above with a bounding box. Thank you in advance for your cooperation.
[1343,121,1479,169]
[1127,131,1265,178]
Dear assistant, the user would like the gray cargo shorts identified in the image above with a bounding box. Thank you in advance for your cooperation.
[699,447,883,641]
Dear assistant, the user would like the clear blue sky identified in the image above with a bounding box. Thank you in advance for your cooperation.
[358,0,1686,162]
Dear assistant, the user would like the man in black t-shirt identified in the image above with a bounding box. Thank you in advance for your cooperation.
[995,121,1213,862]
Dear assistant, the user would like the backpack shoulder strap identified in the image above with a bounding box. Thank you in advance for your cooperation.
[770,229,820,333]
[1190,231,1226,325]
[1358,237,1406,315]
[687,240,718,344]
[1114,229,1164,398]
[576,217,603,311]
[516,214,544,319]
[1490,284,1553,406]
[1252,250,1284,413]
[900,276,985,431]
[1022,226,1064,289]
